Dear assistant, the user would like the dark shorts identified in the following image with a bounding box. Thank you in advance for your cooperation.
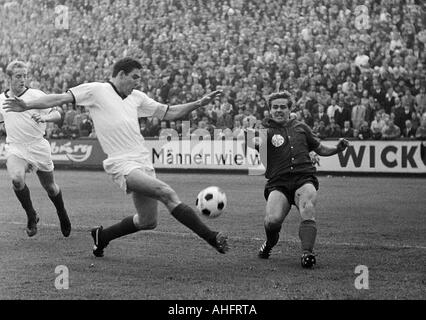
[264,174,319,205]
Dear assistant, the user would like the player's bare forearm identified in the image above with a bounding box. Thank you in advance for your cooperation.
[163,101,201,120]
[163,90,223,120]
[27,93,72,110]
[3,92,73,112]
[315,144,339,156]
[315,138,349,157]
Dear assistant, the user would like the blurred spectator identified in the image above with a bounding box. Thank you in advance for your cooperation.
[216,102,233,129]
[314,104,330,127]
[338,102,352,129]
[176,120,184,137]
[415,117,426,140]
[371,112,385,140]
[357,121,372,141]
[371,81,386,107]
[256,98,268,120]
[402,120,416,139]
[351,97,366,130]
[364,97,376,124]
[196,120,214,139]
[415,86,426,115]
[382,117,401,140]
[159,120,168,133]
[383,86,398,115]
[326,99,341,120]
[341,121,354,138]
[300,108,314,128]
[233,106,246,125]
[201,116,216,138]
[325,118,342,138]
[342,76,356,94]
[232,120,244,140]
[63,105,77,127]
[243,110,257,130]
[140,119,151,137]
[79,114,93,137]
[401,88,416,110]
[411,112,421,132]
[317,86,331,107]
[317,121,328,140]
[147,117,161,138]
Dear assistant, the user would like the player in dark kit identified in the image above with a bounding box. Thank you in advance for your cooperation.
[253,91,349,268]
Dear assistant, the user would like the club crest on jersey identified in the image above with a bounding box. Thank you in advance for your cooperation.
[271,134,285,147]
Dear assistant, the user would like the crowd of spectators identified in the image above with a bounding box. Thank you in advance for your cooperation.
[1,0,426,141]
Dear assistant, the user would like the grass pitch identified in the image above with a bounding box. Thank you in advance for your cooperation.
[0,169,425,300]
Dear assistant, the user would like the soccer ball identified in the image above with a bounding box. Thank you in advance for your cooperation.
[195,186,227,218]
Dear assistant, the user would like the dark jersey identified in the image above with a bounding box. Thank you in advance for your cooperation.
[260,118,321,180]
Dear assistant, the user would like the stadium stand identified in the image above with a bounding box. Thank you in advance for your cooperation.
[0,0,425,140]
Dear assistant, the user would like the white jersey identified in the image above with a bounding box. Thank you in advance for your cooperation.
[0,88,51,144]
[68,82,168,158]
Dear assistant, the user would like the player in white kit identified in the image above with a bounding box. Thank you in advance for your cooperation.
[3,57,228,256]
[0,61,71,237]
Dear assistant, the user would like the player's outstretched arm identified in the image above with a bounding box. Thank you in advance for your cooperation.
[3,92,74,113]
[163,90,223,120]
[315,138,350,157]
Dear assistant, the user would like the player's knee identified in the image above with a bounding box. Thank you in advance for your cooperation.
[265,214,284,229]
[133,215,157,230]
[11,174,25,190]
[157,185,178,205]
[299,200,316,220]
[43,183,58,196]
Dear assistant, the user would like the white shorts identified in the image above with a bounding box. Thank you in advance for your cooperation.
[5,139,54,172]
[103,151,156,194]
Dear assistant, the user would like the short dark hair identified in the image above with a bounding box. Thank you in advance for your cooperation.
[267,91,292,109]
[112,57,142,77]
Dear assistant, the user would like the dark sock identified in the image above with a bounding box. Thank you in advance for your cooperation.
[48,190,66,215]
[14,185,36,219]
[171,203,216,244]
[265,223,281,247]
[299,220,317,253]
[101,216,139,243]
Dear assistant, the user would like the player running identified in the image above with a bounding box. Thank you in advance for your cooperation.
[3,57,228,256]
[0,60,71,237]
[252,91,349,268]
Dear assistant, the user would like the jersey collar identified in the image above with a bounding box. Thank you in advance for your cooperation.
[107,81,127,100]
[4,87,29,98]
[263,117,295,128]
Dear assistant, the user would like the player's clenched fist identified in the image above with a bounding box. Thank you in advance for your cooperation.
[336,138,350,152]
